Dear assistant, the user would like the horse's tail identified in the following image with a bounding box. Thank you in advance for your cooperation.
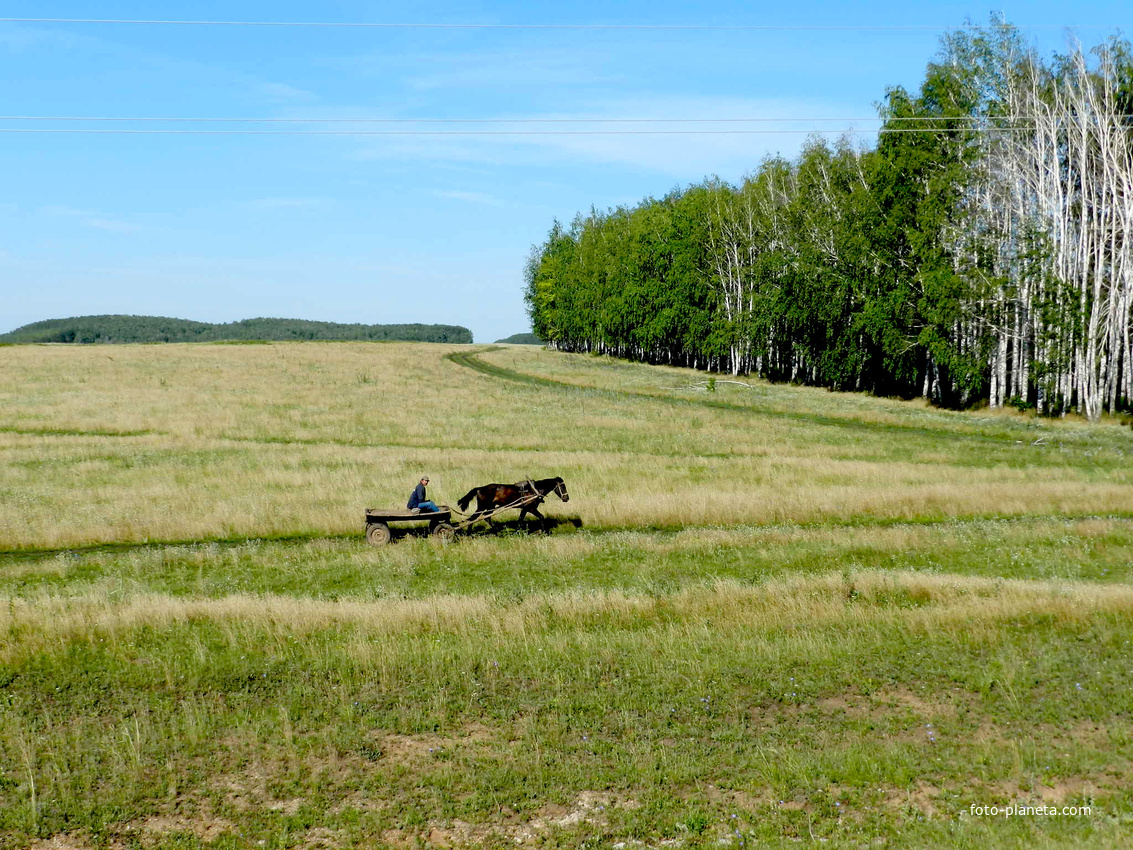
[457,488,478,512]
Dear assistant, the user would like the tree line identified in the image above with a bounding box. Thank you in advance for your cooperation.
[525,22,1133,420]
[0,315,474,345]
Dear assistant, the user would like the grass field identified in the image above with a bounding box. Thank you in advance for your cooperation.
[2,341,1132,848]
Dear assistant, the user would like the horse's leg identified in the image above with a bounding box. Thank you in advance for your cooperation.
[467,499,488,529]
[519,505,546,533]
[474,500,494,531]
[530,505,549,532]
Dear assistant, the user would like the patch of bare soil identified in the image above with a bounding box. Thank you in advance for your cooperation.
[764,686,979,746]
[372,731,446,762]
[367,721,496,766]
[1037,778,1098,804]
[693,783,774,812]
[384,791,639,847]
[137,812,237,843]
[213,763,272,811]
[869,769,1113,820]
[993,776,1102,805]
[382,822,496,849]
[529,790,619,829]
[815,686,972,722]
[107,786,259,846]
[877,781,944,818]
[328,790,389,816]
[27,837,95,850]
[296,826,347,849]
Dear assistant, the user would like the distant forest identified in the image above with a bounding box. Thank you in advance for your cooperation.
[526,21,1133,420]
[494,333,543,345]
[0,315,474,345]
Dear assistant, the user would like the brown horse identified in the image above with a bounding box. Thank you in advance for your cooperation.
[457,477,569,527]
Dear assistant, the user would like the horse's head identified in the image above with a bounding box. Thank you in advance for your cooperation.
[552,477,569,502]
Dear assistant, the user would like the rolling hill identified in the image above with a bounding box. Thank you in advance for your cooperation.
[0,314,473,344]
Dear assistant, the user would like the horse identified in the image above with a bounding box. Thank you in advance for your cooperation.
[457,477,569,527]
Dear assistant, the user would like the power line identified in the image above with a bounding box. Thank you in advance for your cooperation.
[0,128,867,135]
[0,127,1095,136]
[0,17,1116,30]
[0,116,902,123]
[6,116,1131,124]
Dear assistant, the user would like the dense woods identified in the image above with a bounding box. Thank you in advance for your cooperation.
[494,332,543,344]
[525,23,1133,419]
[0,315,473,345]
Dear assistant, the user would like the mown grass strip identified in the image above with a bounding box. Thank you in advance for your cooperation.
[4,515,1132,604]
[4,512,1131,563]
[213,432,734,459]
[0,530,361,562]
[0,426,160,438]
[6,570,1133,646]
[446,350,1034,446]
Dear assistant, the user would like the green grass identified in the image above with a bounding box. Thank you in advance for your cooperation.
[2,517,1132,600]
[2,343,1132,847]
[2,577,1131,847]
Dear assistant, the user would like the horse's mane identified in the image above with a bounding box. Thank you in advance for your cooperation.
[526,477,562,489]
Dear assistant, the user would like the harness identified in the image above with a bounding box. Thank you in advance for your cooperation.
[520,478,544,508]
[450,480,542,527]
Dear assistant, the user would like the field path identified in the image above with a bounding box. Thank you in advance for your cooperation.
[447,348,1075,447]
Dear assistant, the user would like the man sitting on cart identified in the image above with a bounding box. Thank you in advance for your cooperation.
[408,476,439,513]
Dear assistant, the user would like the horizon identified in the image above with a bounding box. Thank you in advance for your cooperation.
[2,312,500,342]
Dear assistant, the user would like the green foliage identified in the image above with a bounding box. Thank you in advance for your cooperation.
[525,195,716,369]
[0,315,474,345]
[524,21,1133,416]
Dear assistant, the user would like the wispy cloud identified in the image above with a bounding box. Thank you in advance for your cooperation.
[0,22,86,52]
[322,45,619,92]
[428,189,508,206]
[85,218,141,234]
[241,197,329,211]
[347,95,872,181]
[41,205,141,233]
[257,81,315,102]
[401,48,620,92]
[42,205,95,218]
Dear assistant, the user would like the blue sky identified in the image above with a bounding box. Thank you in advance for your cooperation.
[2,2,1129,343]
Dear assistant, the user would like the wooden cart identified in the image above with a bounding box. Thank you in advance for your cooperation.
[364,508,455,545]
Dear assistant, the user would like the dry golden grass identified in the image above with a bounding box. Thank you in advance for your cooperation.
[485,346,1117,434]
[5,570,1130,663]
[2,341,1131,550]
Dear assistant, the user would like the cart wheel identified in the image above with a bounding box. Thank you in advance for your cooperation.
[366,522,391,546]
[432,522,455,543]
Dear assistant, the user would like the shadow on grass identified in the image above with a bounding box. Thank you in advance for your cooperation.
[454,515,585,539]
[8,513,1130,561]
[0,515,579,559]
